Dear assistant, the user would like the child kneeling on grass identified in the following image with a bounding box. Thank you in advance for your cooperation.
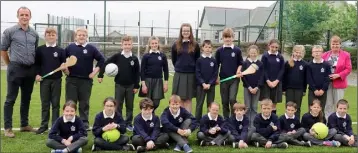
[46,101,88,153]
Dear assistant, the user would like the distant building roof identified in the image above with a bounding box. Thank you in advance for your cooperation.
[108,30,123,37]
[199,3,279,28]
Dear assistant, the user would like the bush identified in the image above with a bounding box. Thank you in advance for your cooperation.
[285,46,357,70]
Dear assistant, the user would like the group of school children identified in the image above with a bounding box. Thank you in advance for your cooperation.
[32,23,356,153]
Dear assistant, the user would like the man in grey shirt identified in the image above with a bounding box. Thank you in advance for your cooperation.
[1,6,39,138]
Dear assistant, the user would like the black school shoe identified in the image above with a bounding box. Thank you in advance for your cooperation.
[35,127,48,134]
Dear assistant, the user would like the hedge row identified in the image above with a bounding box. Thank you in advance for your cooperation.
[285,46,357,70]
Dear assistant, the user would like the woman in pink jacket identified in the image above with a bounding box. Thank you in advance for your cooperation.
[322,35,352,119]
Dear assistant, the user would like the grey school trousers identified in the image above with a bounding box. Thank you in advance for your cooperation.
[46,137,88,152]
[195,85,215,121]
[94,135,129,150]
[168,119,191,147]
[220,79,239,119]
[197,131,230,146]
[66,77,93,128]
[302,128,337,145]
[244,88,260,127]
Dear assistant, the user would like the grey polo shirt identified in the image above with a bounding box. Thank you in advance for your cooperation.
[1,24,39,65]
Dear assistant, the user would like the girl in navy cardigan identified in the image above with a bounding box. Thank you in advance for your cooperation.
[241,45,264,127]
[139,36,169,111]
[283,45,308,119]
[302,99,340,147]
[259,39,285,115]
[197,102,229,146]
[46,101,88,153]
[91,97,135,151]
[132,98,170,152]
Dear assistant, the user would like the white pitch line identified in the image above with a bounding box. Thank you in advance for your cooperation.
[2,122,358,131]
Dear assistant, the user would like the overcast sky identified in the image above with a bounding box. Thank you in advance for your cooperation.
[1,1,356,37]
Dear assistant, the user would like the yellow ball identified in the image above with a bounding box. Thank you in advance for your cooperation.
[102,129,120,142]
[312,122,329,140]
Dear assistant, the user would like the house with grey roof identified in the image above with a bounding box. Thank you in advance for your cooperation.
[199,3,279,43]
[199,1,349,44]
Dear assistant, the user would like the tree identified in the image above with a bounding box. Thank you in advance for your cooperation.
[282,1,334,45]
[322,3,357,42]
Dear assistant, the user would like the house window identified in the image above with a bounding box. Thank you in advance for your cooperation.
[259,29,266,41]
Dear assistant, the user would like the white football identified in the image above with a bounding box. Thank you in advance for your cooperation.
[105,63,118,77]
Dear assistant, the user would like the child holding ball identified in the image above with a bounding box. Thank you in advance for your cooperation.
[91,97,135,151]
[98,36,140,131]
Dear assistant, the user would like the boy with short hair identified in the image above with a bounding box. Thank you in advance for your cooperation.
[64,27,105,130]
[226,103,250,149]
[278,102,311,147]
[160,95,197,153]
[251,98,289,149]
[132,98,170,152]
[328,99,358,147]
[35,27,66,134]
[215,28,243,119]
[195,40,218,121]
[306,45,331,115]
[98,35,140,131]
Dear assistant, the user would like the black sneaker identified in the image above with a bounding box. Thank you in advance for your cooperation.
[91,144,101,152]
[254,142,259,148]
[233,142,238,148]
[136,146,146,153]
[35,127,48,135]
[304,141,312,147]
[274,142,288,149]
[164,143,170,149]
[123,144,135,151]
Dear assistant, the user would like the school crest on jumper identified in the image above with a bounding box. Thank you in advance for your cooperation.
[210,62,214,67]
[158,56,162,61]
[71,125,76,131]
[276,58,280,62]
[53,52,58,57]
[83,49,87,54]
[239,124,243,130]
[290,123,295,129]
[299,65,303,70]
[178,117,183,123]
[130,60,134,66]
[321,67,324,73]
[231,52,235,57]
[150,122,154,127]
[343,122,347,128]
[270,122,274,126]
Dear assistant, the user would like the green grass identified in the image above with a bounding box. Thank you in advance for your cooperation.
[1,70,357,152]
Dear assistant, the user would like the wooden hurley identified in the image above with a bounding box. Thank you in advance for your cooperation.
[220,63,259,83]
[41,56,77,79]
